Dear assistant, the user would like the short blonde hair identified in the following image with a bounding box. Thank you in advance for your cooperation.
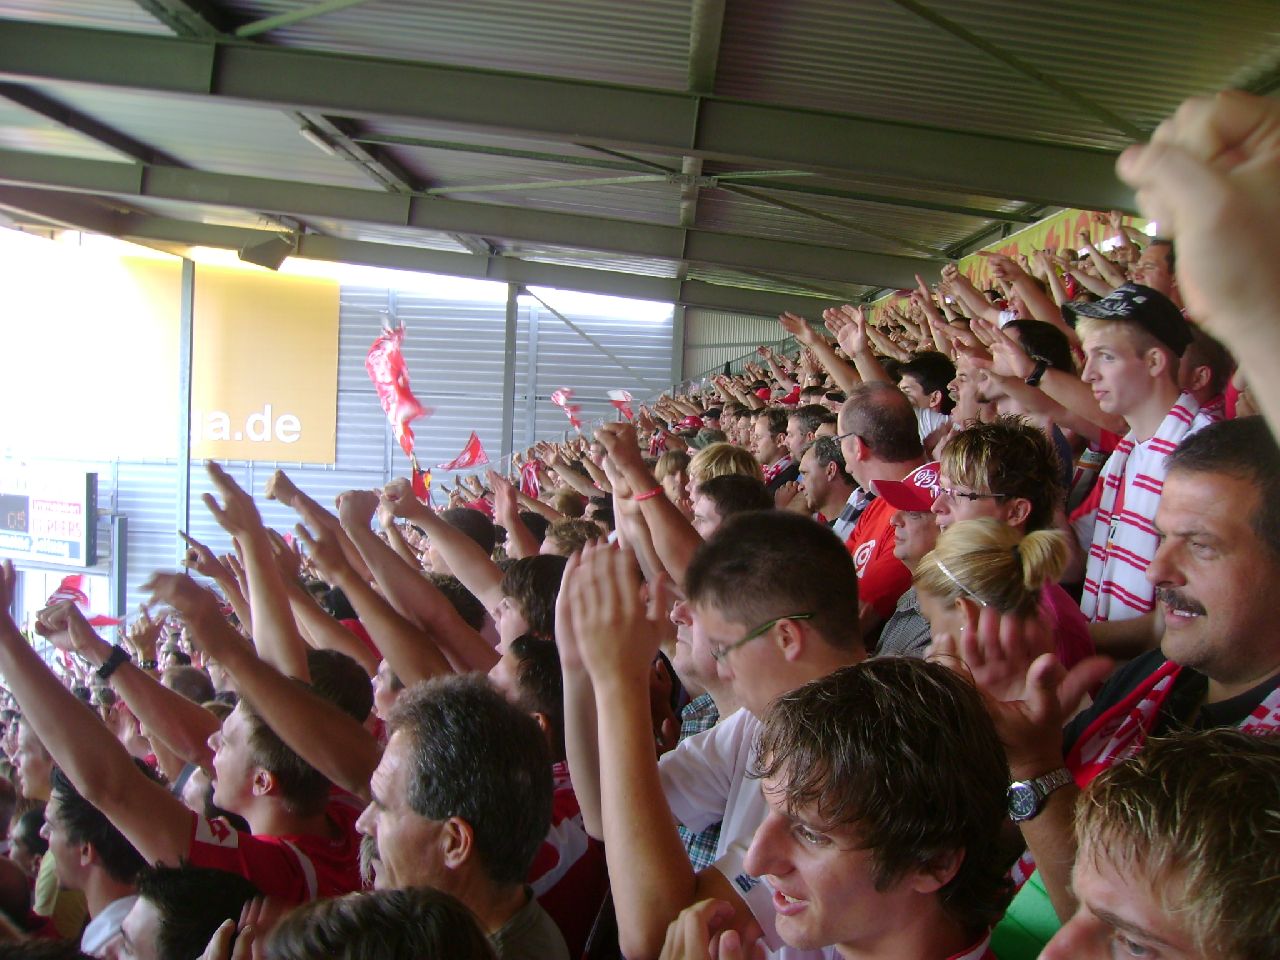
[688,442,764,488]
[653,450,691,482]
[914,518,1065,617]
[1075,730,1280,960]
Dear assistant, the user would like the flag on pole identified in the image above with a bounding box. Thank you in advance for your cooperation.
[46,575,121,627]
[365,323,431,459]
[519,460,542,499]
[550,388,583,430]
[436,432,490,471]
[608,389,635,420]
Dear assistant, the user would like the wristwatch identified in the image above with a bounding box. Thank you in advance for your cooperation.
[1024,356,1050,387]
[1007,767,1073,822]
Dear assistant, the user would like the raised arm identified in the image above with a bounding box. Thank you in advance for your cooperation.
[55,605,220,769]
[569,545,754,960]
[943,262,1002,323]
[383,478,506,619]
[147,573,380,802]
[489,470,542,560]
[180,532,253,634]
[1078,232,1127,290]
[826,305,893,384]
[597,422,703,589]
[300,500,471,680]
[777,312,860,394]
[0,567,195,867]
[203,463,309,681]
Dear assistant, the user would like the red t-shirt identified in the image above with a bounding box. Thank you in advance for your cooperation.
[185,790,364,902]
[528,763,607,959]
[844,497,911,621]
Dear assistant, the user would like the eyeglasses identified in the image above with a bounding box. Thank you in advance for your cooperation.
[710,613,816,662]
[936,486,1009,504]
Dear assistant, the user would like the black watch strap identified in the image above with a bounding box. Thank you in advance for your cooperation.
[96,645,131,681]
[1024,357,1050,387]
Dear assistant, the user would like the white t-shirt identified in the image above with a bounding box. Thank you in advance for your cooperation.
[659,709,833,960]
[915,407,950,444]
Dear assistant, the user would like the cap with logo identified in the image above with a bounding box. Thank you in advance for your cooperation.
[1068,283,1192,356]
[871,461,941,513]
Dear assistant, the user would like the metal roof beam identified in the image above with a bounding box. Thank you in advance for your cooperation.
[0,190,846,316]
[0,150,943,288]
[128,0,230,37]
[0,19,1132,210]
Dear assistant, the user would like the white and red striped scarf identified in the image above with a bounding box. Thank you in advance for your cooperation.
[1080,393,1217,622]
[762,454,793,486]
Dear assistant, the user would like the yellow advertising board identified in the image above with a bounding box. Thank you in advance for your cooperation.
[868,208,1148,322]
[190,266,339,464]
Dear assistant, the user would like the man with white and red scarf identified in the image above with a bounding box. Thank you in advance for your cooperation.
[750,407,800,494]
[1069,284,1219,622]
[985,418,1280,960]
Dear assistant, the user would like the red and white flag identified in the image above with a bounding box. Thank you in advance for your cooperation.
[608,389,635,420]
[46,575,121,627]
[550,388,583,429]
[437,432,489,471]
[519,460,542,499]
[365,324,431,459]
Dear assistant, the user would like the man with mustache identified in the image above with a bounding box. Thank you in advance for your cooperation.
[988,416,1280,958]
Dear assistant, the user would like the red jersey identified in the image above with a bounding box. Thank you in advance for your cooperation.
[844,497,911,621]
[185,791,364,903]
[528,763,607,959]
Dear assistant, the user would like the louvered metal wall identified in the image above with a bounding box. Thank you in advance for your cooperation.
[682,308,794,381]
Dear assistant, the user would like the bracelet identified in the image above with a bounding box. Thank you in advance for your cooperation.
[137,659,158,671]
[96,645,132,681]
[633,486,664,502]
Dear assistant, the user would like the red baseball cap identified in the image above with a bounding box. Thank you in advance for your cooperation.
[871,461,941,512]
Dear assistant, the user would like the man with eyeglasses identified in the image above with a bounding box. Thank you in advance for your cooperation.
[836,383,928,638]
[562,512,864,959]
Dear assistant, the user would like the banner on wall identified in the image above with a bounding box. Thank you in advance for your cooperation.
[190,266,340,464]
[868,209,1150,321]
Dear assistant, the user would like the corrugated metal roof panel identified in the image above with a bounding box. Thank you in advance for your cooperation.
[714,0,1116,149]
[0,0,170,34]
[683,307,791,379]
[942,0,1280,135]
[217,0,695,89]
[0,101,128,161]
[30,82,380,188]
[357,117,678,170]
[695,189,987,256]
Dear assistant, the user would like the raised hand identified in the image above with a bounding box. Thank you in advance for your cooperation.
[292,521,351,582]
[381,477,425,519]
[263,469,300,506]
[336,489,380,530]
[142,572,225,637]
[565,541,663,686]
[834,304,869,355]
[34,600,107,660]
[777,312,818,346]
[126,604,165,664]
[203,462,265,540]
[180,531,231,581]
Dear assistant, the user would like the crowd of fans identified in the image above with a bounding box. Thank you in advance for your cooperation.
[0,90,1276,960]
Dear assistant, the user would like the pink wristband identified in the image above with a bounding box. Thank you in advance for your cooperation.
[633,486,664,502]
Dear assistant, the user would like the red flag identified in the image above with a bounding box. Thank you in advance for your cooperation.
[550,388,583,429]
[519,460,541,499]
[365,323,431,458]
[608,389,635,421]
[411,465,432,502]
[45,575,122,627]
[436,432,489,471]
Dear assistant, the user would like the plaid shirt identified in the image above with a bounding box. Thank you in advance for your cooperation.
[675,694,723,871]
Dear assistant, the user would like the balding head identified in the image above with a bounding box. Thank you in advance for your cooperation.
[838,382,924,484]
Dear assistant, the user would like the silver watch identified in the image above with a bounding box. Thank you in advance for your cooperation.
[1007,767,1073,822]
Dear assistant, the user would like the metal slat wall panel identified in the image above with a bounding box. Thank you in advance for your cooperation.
[515,296,673,446]
[115,460,181,613]
[683,308,790,380]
